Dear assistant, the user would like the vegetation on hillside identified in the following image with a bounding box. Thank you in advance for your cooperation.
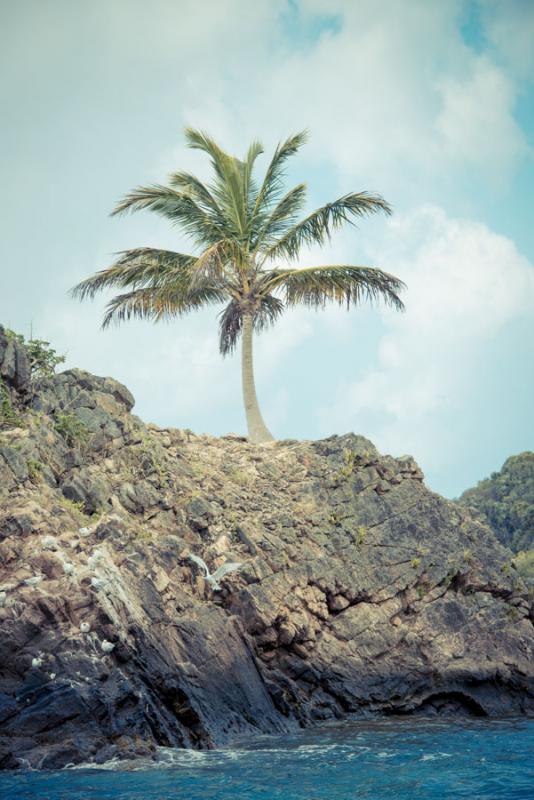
[458,453,534,581]
[4,329,65,379]
[0,329,65,429]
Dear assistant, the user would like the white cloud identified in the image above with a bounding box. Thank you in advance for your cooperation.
[435,56,528,177]
[208,0,529,199]
[480,0,534,80]
[318,205,534,469]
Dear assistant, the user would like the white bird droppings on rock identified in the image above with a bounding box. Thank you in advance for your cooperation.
[87,549,103,569]
[42,536,58,551]
[24,576,43,587]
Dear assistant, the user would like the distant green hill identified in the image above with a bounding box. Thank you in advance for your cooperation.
[458,453,534,578]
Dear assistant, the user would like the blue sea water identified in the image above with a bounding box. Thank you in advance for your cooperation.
[1,718,533,799]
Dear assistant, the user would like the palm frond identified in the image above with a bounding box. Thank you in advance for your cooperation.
[167,171,225,220]
[242,139,264,204]
[261,193,392,262]
[218,293,285,356]
[185,128,248,236]
[253,294,285,333]
[111,185,225,246]
[71,249,197,300]
[252,131,308,217]
[263,265,405,311]
[251,184,307,252]
[103,282,227,328]
[218,299,243,356]
[184,128,232,182]
[189,239,241,287]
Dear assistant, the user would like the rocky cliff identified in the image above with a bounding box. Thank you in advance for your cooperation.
[1,325,533,770]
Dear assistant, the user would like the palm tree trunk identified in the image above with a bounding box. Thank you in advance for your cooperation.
[241,313,274,443]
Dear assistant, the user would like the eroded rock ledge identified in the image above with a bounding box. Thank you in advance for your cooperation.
[0,328,533,769]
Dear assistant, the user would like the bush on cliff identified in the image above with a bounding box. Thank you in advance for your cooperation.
[4,329,65,380]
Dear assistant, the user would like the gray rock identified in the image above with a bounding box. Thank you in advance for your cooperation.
[61,472,111,514]
[0,447,29,483]
[0,328,30,394]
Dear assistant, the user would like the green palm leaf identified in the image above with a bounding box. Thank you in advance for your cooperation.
[251,131,308,219]
[261,192,392,262]
[251,184,307,253]
[167,171,225,222]
[184,128,249,237]
[71,249,197,299]
[111,185,226,246]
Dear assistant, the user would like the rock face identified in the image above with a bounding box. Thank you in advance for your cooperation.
[0,328,533,770]
[458,452,534,553]
[0,325,30,395]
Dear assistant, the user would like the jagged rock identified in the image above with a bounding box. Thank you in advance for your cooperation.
[60,472,111,514]
[0,331,533,770]
[0,447,29,483]
[0,327,30,394]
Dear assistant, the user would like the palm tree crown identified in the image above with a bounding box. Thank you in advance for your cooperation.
[72,129,405,443]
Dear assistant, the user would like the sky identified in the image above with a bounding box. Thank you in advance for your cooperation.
[1,0,533,497]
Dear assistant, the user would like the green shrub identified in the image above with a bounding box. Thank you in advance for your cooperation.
[0,380,22,428]
[356,525,367,545]
[59,496,87,524]
[513,550,534,582]
[328,510,346,527]
[189,461,207,480]
[333,449,359,482]
[27,457,44,481]
[59,496,103,525]
[54,412,89,448]
[5,329,65,379]
[228,467,253,487]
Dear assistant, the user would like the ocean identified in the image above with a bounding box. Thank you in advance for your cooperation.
[1,718,533,799]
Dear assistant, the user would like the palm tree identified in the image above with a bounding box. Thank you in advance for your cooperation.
[72,130,405,443]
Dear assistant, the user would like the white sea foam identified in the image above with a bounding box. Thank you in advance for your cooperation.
[420,752,452,761]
